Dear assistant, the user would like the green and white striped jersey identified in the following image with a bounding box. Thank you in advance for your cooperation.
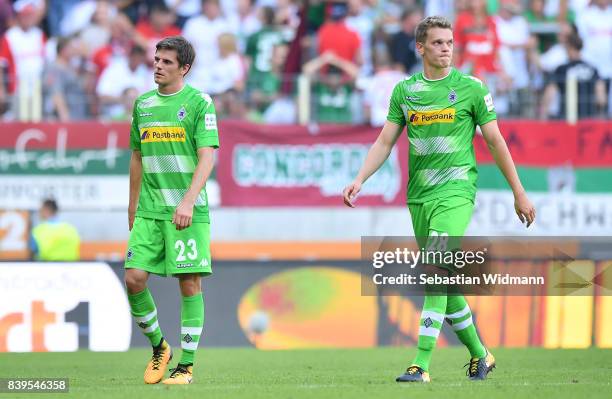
[386,68,497,204]
[130,84,219,222]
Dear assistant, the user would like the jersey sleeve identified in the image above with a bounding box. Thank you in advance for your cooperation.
[386,82,406,126]
[472,80,497,127]
[194,93,220,149]
[129,101,141,151]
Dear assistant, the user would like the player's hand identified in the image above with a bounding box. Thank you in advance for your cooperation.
[173,200,194,230]
[342,181,362,208]
[514,191,535,228]
[128,209,136,231]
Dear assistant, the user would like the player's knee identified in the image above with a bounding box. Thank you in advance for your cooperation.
[125,271,147,294]
[178,275,201,296]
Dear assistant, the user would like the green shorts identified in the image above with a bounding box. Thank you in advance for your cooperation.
[408,196,474,251]
[125,217,212,277]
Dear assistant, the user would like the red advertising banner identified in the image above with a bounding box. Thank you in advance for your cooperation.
[216,121,409,206]
[0,120,609,164]
[216,120,612,206]
[0,120,610,164]
[0,122,130,149]
[0,120,610,207]
[475,120,612,166]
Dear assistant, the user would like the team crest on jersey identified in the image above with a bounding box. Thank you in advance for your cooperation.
[177,106,187,121]
[448,90,457,103]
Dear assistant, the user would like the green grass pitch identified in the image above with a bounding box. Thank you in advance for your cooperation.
[1,347,611,399]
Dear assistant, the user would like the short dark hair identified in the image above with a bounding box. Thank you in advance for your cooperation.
[566,33,583,51]
[155,36,196,72]
[262,6,275,26]
[42,198,58,214]
[400,6,420,22]
[130,44,146,57]
[56,36,73,55]
[415,16,452,43]
[150,3,171,15]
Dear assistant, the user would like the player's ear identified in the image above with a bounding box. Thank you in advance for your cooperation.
[416,41,425,57]
[181,63,192,77]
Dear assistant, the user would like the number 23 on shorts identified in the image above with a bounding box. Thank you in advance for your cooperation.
[165,222,212,275]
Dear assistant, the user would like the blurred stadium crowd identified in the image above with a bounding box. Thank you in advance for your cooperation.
[0,0,610,125]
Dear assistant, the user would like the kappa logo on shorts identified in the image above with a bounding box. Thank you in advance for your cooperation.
[199,258,209,267]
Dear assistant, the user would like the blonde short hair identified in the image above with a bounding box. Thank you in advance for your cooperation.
[415,16,453,43]
[218,33,238,55]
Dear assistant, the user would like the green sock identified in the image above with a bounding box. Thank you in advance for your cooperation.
[446,295,486,358]
[127,288,163,347]
[412,289,447,372]
[179,293,204,365]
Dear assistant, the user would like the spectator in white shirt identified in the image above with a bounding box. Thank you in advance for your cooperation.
[360,49,405,127]
[182,0,234,92]
[165,0,201,28]
[96,45,153,119]
[538,22,576,74]
[227,0,262,52]
[78,0,115,56]
[346,0,374,76]
[495,0,534,116]
[0,0,46,119]
[575,0,612,83]
[209,33,246,117]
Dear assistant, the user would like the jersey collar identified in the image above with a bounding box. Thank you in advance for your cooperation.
[422,68,453,82]
[157,84,187,97]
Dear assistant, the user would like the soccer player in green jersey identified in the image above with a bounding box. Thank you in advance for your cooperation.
[124,36,219,385]
[343,16,536,382]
